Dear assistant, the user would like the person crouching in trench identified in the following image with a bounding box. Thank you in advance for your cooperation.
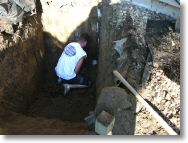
[55,34,91,95]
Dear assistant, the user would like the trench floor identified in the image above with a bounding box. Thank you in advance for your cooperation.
[29,62,97,121]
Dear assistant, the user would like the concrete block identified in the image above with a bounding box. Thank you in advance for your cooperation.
[95,111,115,135]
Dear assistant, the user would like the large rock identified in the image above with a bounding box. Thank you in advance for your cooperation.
[95,87,136,135]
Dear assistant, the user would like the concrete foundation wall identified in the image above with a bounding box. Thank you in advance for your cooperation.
[110,0,180,19]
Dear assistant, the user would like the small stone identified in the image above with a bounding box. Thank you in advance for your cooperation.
[171,41,176,47]
[9,42,13,47]
[165,101,171,107]
[153,63,159,68]
[141,120,150,128]
[166,113,173,118]
[166,94,171,101]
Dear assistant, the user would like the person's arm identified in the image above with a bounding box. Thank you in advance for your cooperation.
[74,56,86,74]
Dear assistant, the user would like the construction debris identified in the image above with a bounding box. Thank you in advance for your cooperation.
[113,38,127,56]
[0,0,36,34]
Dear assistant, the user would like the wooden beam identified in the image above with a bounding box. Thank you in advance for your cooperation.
[113,70,178,135]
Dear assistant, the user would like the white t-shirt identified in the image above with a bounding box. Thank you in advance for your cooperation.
[55,42,87,80]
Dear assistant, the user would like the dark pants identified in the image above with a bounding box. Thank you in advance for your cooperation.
[60,74,90,86]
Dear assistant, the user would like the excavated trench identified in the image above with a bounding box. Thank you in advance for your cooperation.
[28,33,98,121]
[0,0,180,135]
[0,20,98,135]
[0,0,100,134]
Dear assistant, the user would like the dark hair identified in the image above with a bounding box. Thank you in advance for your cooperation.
[79,33,90,43]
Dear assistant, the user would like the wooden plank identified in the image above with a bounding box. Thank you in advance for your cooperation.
[113,70,178,135]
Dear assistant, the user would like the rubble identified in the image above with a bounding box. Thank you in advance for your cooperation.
[0,0,36,34]
[109,1,180,135]
[135,25,180,135]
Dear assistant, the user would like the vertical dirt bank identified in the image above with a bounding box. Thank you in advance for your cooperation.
[0,15,45,113]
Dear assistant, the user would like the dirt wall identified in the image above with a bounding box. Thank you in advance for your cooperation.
[0,16,45,113]
[41,0,99,43]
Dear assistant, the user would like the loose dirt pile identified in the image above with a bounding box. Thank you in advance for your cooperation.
[135,25,180,135]
[104,1,180,135]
